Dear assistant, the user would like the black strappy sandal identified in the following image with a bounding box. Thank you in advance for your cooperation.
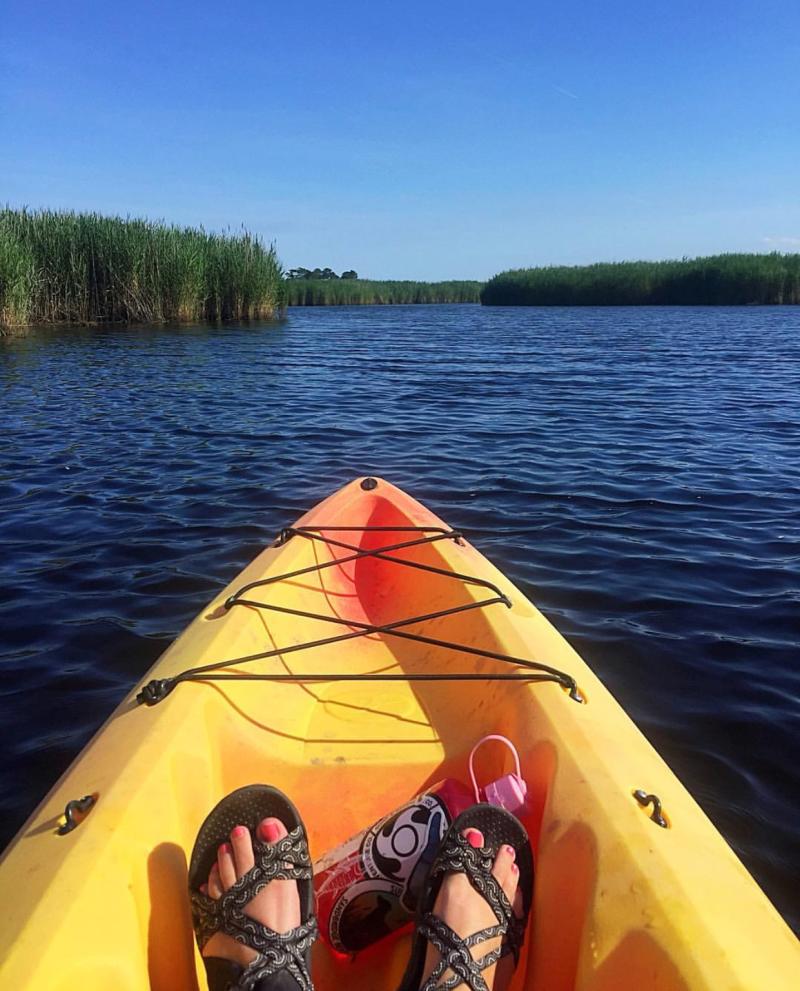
[396,804,534,991]
[189,784,318,991]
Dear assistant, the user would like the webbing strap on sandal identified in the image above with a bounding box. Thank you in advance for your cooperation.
[430,834,519,953]
[417,831,525,990]
[418,914,506,991]
[234,918,317,991]
[190,827,317,991]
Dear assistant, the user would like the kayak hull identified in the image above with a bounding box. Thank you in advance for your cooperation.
[0,477,796,989]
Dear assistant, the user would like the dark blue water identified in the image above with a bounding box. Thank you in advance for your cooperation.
[1,306,798,931]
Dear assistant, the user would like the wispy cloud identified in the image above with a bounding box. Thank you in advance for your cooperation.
[762,235,800,247]
[552,84,578,100]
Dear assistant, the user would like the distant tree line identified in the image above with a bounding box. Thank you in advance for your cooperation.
[286,267,358,280]
[285,279,483,306]
[481,254,800,306]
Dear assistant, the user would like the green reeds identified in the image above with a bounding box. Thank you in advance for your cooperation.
[481,254,800,306]
[0,207,284,327]
[285,279,483,306]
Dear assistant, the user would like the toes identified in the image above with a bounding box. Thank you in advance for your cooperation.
[208,863,223,899]
[463,827,484,848]
[230,824,255,877]
[217,842,237,889]
[258,816,288,844]
[460,828,519,907]
[492,843,520,904]
[211,819,289,899]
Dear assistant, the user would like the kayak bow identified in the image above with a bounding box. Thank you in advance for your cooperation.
[0,477,796,990]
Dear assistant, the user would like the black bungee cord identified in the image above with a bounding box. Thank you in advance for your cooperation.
[137,525,582,706]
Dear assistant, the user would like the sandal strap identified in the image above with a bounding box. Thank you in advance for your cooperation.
[191,826,313,948]
[418,833,525,991]
[233,917,318,991]
[418,913,506,991]
[191,905,318,991]
[190,825,317,988]
[430,832,515,930]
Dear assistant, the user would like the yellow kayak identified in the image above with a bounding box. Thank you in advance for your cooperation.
[0,477,796,989]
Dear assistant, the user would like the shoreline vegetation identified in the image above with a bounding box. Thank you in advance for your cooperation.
[0,208,283,328]
[481,254,800,306]
[3,207,799,327]
[285,277,482,305]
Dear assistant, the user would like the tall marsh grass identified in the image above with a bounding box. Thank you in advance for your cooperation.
[0,208,284,327]
[481,254,800,306]
[285,279,483,306]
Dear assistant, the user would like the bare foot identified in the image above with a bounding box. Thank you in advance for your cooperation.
[201,816,301,968]
[420,827,523,991]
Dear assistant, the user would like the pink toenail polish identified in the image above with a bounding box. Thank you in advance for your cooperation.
[261,821,282,842]
[467,830,483,848]
[505,845,516,859]
[218,842,230,855]
[232,826,247,838]
[511,863,519,874]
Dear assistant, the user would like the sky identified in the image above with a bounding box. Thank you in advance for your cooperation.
[2,0,799,280]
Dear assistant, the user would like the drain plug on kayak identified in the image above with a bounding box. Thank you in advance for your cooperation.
[361,477,378,490]
[633,789,669,828]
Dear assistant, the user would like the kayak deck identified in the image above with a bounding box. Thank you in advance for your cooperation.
[0,477,796,990]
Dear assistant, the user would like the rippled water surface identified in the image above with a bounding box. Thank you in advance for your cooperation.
[1,306,799,930]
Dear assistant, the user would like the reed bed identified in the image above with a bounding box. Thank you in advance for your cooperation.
[285,279,483,306]
[481,254,800,306]
[0,208,284,327]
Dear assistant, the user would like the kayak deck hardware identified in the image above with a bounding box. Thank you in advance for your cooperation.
[633,789,668,828]
[137,525,582,706]
[57,795,96,835]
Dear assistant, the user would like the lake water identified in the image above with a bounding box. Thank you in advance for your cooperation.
[1,305,798,931]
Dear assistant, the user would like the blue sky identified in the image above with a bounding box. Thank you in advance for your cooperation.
[2,0,799,279]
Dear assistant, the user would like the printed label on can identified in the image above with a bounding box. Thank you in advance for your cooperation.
[327,794,450,951]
